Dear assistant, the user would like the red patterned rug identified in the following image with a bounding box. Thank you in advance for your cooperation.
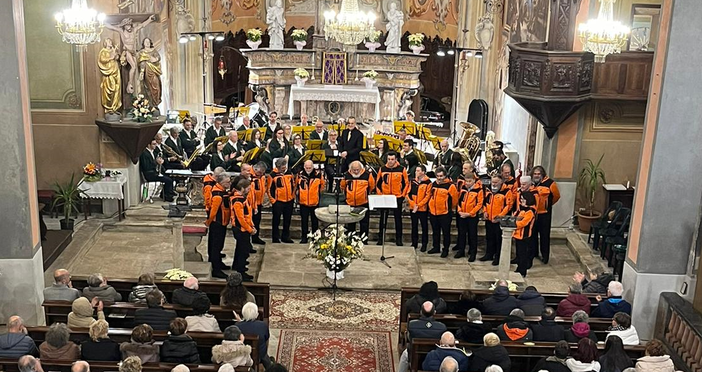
[276,329,395,372]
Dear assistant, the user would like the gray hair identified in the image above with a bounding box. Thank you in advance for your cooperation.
[46,322,71,348]
[217,365,234,372]
[569,283,583,294]
[72,361,90,372]
[439,356,459,372]
[275,158,288,169]
[119,356,142,372]
[18,356,40,372]
[223,325,243,341]
[328,129,338,135]
[169,127,180,136]
[510,308,525,319]
[215,172,230,184]
[8,315,23,331]
[485,366,504,372]
[241,302,258,321]
[467,308,482,322]
[572,310,590,324]
[253,162,267,172]
[170,365,189,372]
[608,281,624,296]
[87,273,104,287]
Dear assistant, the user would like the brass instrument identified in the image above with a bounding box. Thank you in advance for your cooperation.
[455,122,481,163]
[203,135,229,153]
[161,142,185,161]
[484,130,501,175]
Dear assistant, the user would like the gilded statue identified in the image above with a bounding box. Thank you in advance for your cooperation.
[98,38,122,115]
[137,37,162,107]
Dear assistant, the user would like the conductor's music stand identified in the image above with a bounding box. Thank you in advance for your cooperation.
[369,195,398,268]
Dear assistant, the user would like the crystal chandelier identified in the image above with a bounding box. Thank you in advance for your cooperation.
[578,0,630,63]
[323,0,376,46]
[55,0,106,49]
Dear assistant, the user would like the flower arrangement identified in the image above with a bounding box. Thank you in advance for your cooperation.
[368,30,382,42]
[131,94,155,122]
[306,224,365,274]
[294,68,310,79]
[83,162,103,182]
[246,28,262,42]
[363,70,378,80]
[489,279,519,292]
[291,29,308,42]
[163,268,193,280]
[408,33,425,47]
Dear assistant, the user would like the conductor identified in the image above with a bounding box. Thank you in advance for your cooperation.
[339,116,365,173]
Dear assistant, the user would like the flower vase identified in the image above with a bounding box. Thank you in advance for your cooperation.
[410,44,425,55]
[246,39,262,50]
[294,40,306,50]
[362,77,376,89]
[295,76,308,87]
[365,41,381,52]
[326,269,345,280]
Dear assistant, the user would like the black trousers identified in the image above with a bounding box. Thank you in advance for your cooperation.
[411,211,429,249]
[232,228,252,274]
[207,222,227,269]
[485,221,503,260]
[457,216,479,255]
[347,203,369,240]
[144,173,174,198]
[531,212,552,261]
[516,239,530,276]
[272,200,293,241]
[300,205,319,239]
[252,207,262,240]
[379,197,404,243]
[430,213,452,252]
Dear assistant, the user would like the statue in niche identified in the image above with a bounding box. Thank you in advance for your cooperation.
[398,89,417,119]
[137,37,162,109]
[98,38,122,119]
[266,0,286,49]
[105,15,156,94]
[384,2,404,53]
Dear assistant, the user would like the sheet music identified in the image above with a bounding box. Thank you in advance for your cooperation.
[368,195,397,210]
[603,184,627,191]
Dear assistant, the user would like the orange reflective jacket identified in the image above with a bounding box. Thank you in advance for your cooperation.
[251,174,267,207]
[341,170,375,206]
[513,207,536,240]
[206,184,231,227]
[408,176,432,212]
[429,179,459,216]
[503,176,518,211]
[458,183,484,217]
[268,168,295,203]
[230,191,255,233]
[456,173,482,192]
[203,174,217,212]
[377,164,409,198]
[484,184,513,221]
[297,170,325,207]
[534,176,561,214]
[516,187,541,213]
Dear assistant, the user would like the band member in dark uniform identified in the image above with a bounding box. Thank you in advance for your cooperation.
[223,131,245,172]
[205,117,226,148]
[179,118,200,158]
[339,116,365,173]
[263,111,282,142]
[376,152,409,246]
[206,173,231,278]
[140,139,174,202]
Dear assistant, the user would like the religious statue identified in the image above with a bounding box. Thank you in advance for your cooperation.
[98,38,122,118]
[137,37,162,108]
[266,0,285,49]
[384,2,404,53]
[105,15,156,94]
[398,89,416,119]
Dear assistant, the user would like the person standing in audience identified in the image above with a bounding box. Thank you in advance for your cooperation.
[205,117,227,148]
[409,164,432,252]
[185,296,221,333]
[565,310,598,343]
[203,167,225,214]
[230,177,256,280]
[405,281,448,314]
[421,332,470,372]
[482,280,519,316]
[606,313,639,345]
[43,269,81,302]
[81,320,121,361]
[0,316,37,358]
[134,290,177,331]
[309,118,328,140]
[236,302,273,369]
[456,308,490,344]
[398,301,447,372]
[341,161,375,240]
[160,318,200,364]
[269,158,295,244]
[567,338,601,372]
[456,174,483,260]
[496,308,533,342]
[532,307,565,342]
[635,339,675,372]
[82,273,122,303]
[250,162,268,245]
[530,166,560,264]
[128,273,159,304]
[172,277,208,307]
[338,116,365,173]
[471,333,511,372]
[120,324,160,363]
[592,281,632,318]
[220,272,256,309]
[599,335,634,372]
[428,167,459,257]
[39,323,80,360]
[211,326,254,368]
[514,192,537,278]
[517,285,545,316]
[67,297,105,329]
[532,340,571,372]
[376,152,409,246]
[557,283,591,317]
[483,175,512,265]
[297,160,325,243]
[206,173,232,278]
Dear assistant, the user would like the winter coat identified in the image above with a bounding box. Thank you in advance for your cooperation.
[471,345,511,372]
[447,299,482,316]
[185,314,221,333]
[128,284,159,304]
[39,341,80,360]
[635,355,675,372]
[67,297,105,329]
[482,287,519,316]
[0,333,39,358]
[133,306,177,331]
[405,294,448,315]
[172,287,209,307]
[566,359,601,372]
[532,319,565,342]
[456,322,491,344]
[120,340,160,363]
[495,315,533,342]
[557,294,592,317]
[81,338,122,361]
[606,326,640,345]
[565,323,598,343]
[43,283,81,302]
[581,273,614,294]
[236,320,270,360]
[160,334,200,364]
[591,297,632,318]
[422,346,471,371]
[82,285,122,303]
[211,340,254,367]
[517,289,545,316]
[532,356,571,372]
[407,316,447,344]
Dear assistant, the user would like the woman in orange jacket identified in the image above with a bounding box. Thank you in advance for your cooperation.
[514,191,537,278]
[230,177,256,281]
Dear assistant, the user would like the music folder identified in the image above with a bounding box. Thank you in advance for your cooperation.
[368,195,397,210]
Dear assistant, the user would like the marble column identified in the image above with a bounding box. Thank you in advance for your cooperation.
[498,227,515,279]
[622,0,702,340]
[0,0,45,326]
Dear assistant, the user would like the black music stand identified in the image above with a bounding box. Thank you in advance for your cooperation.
[369,195,397,268]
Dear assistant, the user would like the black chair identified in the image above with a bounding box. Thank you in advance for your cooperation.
[588,201,623,244]
[595,206,629,254]
[602,210,631,263]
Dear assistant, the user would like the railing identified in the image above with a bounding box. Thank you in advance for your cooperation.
[656,292,702,372]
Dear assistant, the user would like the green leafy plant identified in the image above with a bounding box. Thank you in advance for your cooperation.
[291,29,308,42]
[246,28,262,42]
[163,268,193,280]
[363,70,378,80]
[578,154,607,216]
[294,68,310,79]
[52,173,86,222]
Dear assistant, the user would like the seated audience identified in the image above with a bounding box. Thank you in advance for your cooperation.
[185,296,221,333]
[592,281,632,318]
[128,273,159,304]
[134,290,177,331]
[43,269,81,302]
[599,335,634,372]
[81,319,121,361]
[482,280,519,316]
[119,356,142,372]
[0,316,38,358]
[265,363,289,372]
[82,273,122,303]
[160,318,200,364]
[18,355,42,372]
[120,324,159,363]
[211,325,254,368]
[635,339,675,372]
[496,308,533,342]
[406,281,448,314]
[439,356,460,372]
[532,340,571,372]
[71,360,89,372]
[472,333,511,372]
[172,276,208,307]
[217,365,233,372]
[517,286,545,316]
[485,366,504,372]
[566,338,601,372]
[39,323,80,360]
[565,310,598,343]
[448,290,481,315]
[236,302,273,369]
[399,301,447,372]
[532,307,565,342]
[606,312,639,345]
[68,297,105,329]
[220,272,256,309]
[421,332,470,372]
[557,283,591,317]
[171,365,190,372]
[575,269,614,294]
[456,308,490,344]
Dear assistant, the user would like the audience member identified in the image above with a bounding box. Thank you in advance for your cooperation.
[220,272,256,309]
[120,324,159,363]
[118,356,142,372]
[0,316,38,358]
[448,290,481,315]
[439,356,459,372]
[128,273,159,304]
[170,364,189,372]
[575,269,614,294]
[557,283,591,317]
[81,319,121,361]
[599,335,634,372]
[236,302,273,369]
[456,308,490,344]
[565,310,598,343]
[485,366,504,372]
[517,286,545,316]
[532,307,565,342]
[592,281,632,318]
[133,290,177,331]
[185,296,221,333]
[531,340,570,372]
[406,281,448,314]
[265,363,288,372]
[38,323,80,360]
[635,339,675,372]
[18,355,43,372]
[71,360,90,372]
[67,297,105,329]
[211,325,254,368]
[482,280,519,316]
[421,332,470,372]
[471,333,511,372]
[172,277,208,307]
[160,318,200,364]
[43,269,81,302]
[566,338,601,372]
[217,365,233,372]
[399,301,447,372]
[82,273,122,303]
[606,312,639,345]
[496,308,533,342]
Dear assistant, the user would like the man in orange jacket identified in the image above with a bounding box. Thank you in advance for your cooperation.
[268,158,295,243]
[230,177,256,281]
[530,166,561,264]
[297,160,325,243]
[482,175,513,265]
[502,163,518,212]
[341,161,375,240]
[408,164,432,252]
[456,174,484,260]
[376,152,410,246]
[428,167,459,257]
[203,167,225,213]
[205,173,231,278]
[250,162,268,245]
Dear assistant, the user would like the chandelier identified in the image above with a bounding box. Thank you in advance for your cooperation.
[578,0,630,63]
[323,0,376,46]
[54,0,106,49]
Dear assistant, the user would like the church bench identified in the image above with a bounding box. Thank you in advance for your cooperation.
[0,359,251,372]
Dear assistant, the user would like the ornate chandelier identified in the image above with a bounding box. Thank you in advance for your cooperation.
[55,0,106,49]
[578,0,630,63]
[323,0,376,46]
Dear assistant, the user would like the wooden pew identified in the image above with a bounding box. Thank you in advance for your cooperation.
[0,359,250,372]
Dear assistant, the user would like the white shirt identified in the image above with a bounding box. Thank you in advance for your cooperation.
[328,141,338,149]
[294,145,304,153]
[606,326,640,345]
[566,359,601,372]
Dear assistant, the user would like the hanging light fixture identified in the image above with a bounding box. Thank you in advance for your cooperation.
[578,0,630,63]
[54,0,105,50]
[323,0,376,46]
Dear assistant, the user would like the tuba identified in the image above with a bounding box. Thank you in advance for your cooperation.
[455,122,481,163]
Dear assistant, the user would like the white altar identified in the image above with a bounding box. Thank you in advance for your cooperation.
[288,84,381,121]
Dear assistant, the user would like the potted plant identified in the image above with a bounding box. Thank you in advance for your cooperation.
[365,31,382,52]
[291,29,308,50]
[52,173,86,231]
[294,68,309,87]
[408,33,425,54]
[576,154,606,233]
[246,28,263,50]
[361,70,378,88]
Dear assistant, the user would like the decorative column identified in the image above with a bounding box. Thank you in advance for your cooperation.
[499,227,516,279]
